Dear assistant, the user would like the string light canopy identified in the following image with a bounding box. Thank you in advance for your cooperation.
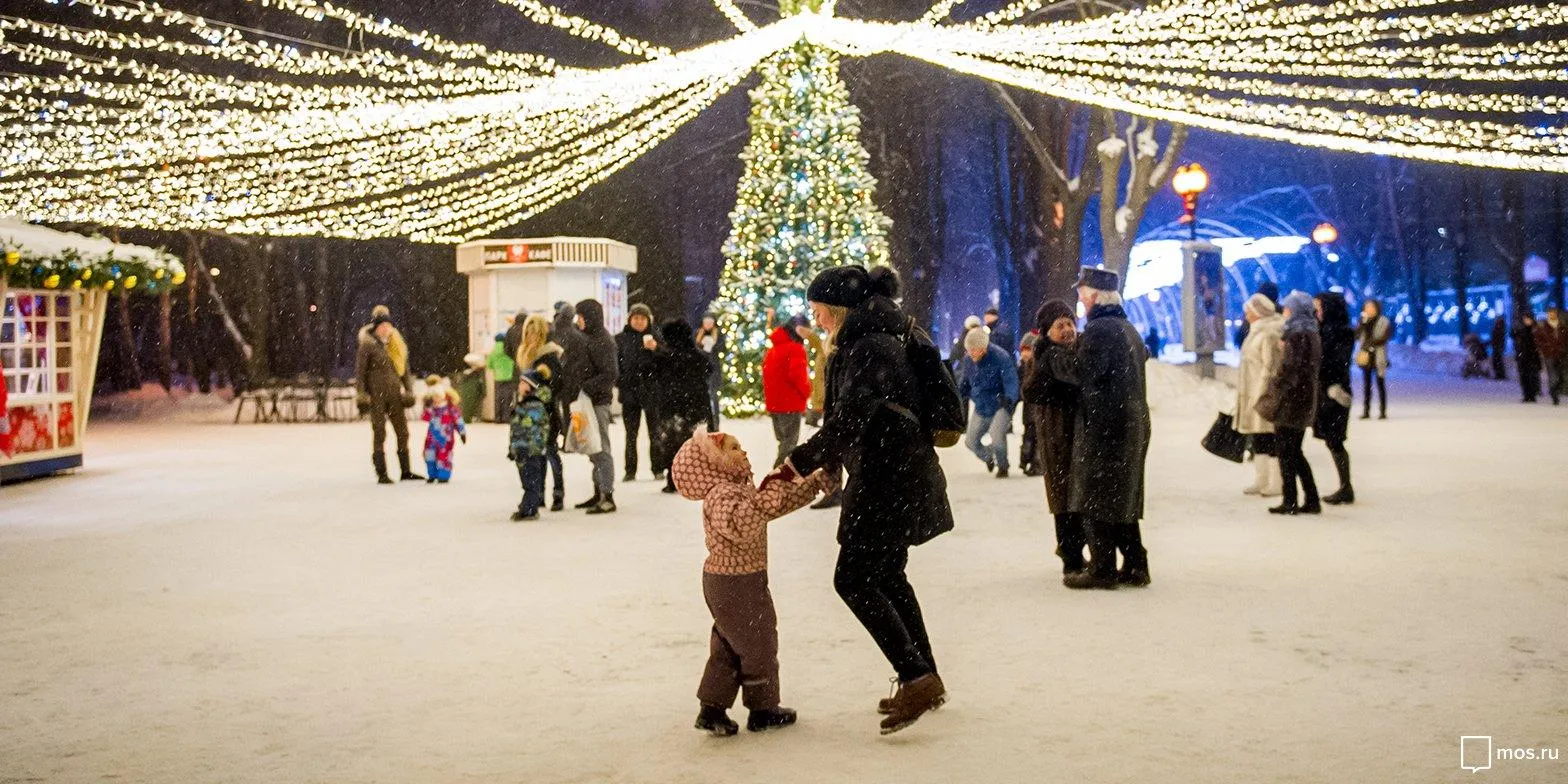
[0,0,1562,243]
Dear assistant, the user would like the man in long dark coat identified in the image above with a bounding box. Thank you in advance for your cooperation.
[1064,267,1152,590]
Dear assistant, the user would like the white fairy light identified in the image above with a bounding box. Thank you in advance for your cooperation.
[0,0,1562,244]
[711,0,759,32]
[490,0,673,59]
[920,0,972,25]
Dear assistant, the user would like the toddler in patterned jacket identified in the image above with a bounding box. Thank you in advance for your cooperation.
[670,428,827,737]
[421,375,466,484]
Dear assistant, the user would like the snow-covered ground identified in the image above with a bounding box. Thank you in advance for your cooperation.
[2,366,1565,783]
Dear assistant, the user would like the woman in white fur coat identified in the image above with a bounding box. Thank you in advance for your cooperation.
[1234,293,1285,496]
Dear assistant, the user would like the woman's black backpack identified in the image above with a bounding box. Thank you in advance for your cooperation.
[900,319,966,447]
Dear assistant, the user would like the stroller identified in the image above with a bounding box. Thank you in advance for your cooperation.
[1461,334,1489,379]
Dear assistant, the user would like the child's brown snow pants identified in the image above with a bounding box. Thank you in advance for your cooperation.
[698,571,781,711]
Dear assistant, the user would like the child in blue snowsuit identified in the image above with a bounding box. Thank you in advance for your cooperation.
[508,370,553,521]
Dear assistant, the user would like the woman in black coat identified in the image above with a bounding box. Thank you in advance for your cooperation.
[650,319,717,493]
[1020,299,1085,575]
[785,265,952,735]
[1313,292,1356,504]
[1259,291,1323,515]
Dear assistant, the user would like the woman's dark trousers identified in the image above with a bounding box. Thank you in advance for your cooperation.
[833,546,936,682]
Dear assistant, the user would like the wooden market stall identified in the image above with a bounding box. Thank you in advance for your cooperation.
[1,219,184,483]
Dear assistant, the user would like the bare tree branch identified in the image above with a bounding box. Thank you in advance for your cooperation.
[991,84,1070,191]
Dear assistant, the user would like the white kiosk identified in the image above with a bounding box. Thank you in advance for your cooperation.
[455,237,637,420]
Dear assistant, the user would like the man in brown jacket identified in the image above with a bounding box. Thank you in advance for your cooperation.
[356,310,421,484]
[1535,308,1566,406]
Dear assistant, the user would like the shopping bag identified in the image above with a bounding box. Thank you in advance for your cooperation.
[564,392,603,455]
[1200,411,1247,463]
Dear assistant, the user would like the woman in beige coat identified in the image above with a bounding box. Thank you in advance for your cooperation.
[1235,293,1284,496]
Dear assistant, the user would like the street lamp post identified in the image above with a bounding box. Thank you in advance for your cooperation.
[1311,222,1338,290]
[1174,163,1220,379]
[1173,163,1210,241]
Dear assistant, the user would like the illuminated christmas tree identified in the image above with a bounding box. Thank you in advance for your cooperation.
[712,38,891,416]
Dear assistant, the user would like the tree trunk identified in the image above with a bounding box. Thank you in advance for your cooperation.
[1096,112,1187,289]
[991,87,1098,298]
[249,242,273,386]
[1454,176,1476,338]
[115,290,141,391]
[1408,180,1432,344]
[184,233,205,390]
[157,289,172,390]
[989,119,1020,338]
[315,240,332,380]
[104,227,141,391]
[1377,158,1410,326]
[1492,173,1530,321]
[1553,178,1566,312]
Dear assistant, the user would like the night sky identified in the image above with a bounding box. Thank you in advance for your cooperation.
[13,0,1564,383]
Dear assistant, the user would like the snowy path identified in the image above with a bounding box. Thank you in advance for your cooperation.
[2,370,1565,783]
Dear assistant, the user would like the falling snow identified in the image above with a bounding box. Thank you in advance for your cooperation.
[1,367,1564,782]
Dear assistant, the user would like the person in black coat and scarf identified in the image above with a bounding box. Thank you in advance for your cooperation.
[616,303,664,481]
[1063,268,1152,590]
[1021,299,1087,576]
[549,302,586,507]
[780,265,952,735]
[1490,316,1510,381]
[1513,311,1543,403]
[650,319,717,493]
[1259,291,1324,515]
[574,298,620,514]
[1313,292,1356,505]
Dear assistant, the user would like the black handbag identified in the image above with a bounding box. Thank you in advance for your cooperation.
[1201,411,1247,463]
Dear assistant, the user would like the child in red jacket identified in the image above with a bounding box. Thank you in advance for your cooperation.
[762,316,813,468]
[671,428,826,736]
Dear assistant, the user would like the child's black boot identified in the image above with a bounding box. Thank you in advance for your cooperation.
[746,707,797,733]
[695,705,738,737]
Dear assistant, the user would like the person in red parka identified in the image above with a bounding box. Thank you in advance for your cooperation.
[762,315,813,468]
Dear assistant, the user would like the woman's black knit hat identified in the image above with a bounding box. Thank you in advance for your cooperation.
[1036,299,1075,332]
[807,265,899,308]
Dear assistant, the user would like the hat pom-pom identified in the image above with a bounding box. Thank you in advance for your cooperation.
[868,265,900,299]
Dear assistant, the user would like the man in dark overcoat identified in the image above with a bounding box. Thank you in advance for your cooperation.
[1065,267,1152,590]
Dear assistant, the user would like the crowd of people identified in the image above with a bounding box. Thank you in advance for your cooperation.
[1479,309,1568,405]
[349,267,1562,741]
[352,298,727,518]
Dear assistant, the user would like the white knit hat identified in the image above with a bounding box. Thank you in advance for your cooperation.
[1245,293,1278,317]
[963,327,991,352]
[964,315,983,330]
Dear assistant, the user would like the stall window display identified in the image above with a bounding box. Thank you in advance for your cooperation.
[2,219,180,482]
[2,292,76,456]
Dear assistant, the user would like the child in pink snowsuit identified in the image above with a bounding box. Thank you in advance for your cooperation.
[421,382,466,483]
[671,428,827,737]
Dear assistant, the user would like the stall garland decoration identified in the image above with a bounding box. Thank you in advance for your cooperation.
[2,239,186,293]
